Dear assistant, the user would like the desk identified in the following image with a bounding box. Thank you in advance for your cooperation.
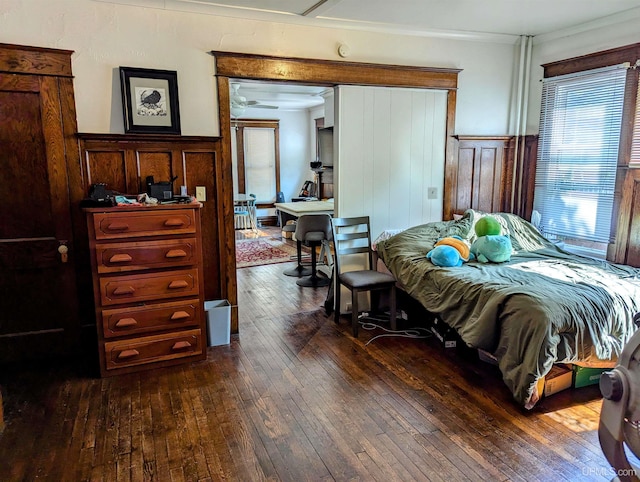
[274,200,334,221]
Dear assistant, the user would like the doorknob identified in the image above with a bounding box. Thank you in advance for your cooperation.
[58,242,69,263]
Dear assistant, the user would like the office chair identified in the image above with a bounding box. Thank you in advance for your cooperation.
[331,216,397,337]
[294,214,332,288]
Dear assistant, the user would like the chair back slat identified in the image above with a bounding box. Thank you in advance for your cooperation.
[331,216,374,274]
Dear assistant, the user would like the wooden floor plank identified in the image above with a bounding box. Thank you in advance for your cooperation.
[0,236,619,481]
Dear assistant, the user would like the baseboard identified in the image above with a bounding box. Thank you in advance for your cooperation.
[257,215,278,226]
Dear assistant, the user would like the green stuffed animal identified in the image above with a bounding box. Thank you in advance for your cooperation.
[475,215,502,237]
[470,215,512,263]
[471,235,512,263]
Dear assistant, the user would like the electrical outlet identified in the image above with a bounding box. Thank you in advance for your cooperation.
[427,187,438,199]
[195,186,206,202]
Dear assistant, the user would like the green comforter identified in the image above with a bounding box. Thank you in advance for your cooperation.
[376,210,640,408]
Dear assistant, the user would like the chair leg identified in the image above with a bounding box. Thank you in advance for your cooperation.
[296,242,330,287]
[352,289,359,337]
[334,279,341,324]
[283,240,312,277]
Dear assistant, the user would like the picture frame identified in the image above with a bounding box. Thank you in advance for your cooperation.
[119,67,181,134]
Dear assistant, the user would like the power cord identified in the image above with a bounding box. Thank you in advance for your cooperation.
[357,312,432,346]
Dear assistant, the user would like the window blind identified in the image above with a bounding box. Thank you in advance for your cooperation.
[534,64,627,244]
[243,127,276,203]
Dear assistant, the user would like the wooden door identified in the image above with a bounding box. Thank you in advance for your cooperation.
[447,136,513,219]
[0,57,80,362]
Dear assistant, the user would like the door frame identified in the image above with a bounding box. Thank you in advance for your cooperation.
[211,51,460,333]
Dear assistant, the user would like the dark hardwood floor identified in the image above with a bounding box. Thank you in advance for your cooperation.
[0,259,616,481]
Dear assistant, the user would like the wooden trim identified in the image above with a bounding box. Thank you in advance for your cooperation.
[232,119,281,200]
[211,51,460,90]
[542,42,640,78]
[235,126,246,193]
[618,68,639,168]
[215,76,238,332]
[77,133,219,143]
[443,90,458,220]
[0,43,74,77]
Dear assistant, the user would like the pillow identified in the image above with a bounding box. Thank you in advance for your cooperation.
[464,209,551,252]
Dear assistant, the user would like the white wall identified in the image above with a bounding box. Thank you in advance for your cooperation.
[527,19,640,134]
[231,107,311,218]
[0,0,517,138]
[336,86,448,238]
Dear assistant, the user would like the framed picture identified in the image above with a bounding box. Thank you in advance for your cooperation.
[119,67,181,134]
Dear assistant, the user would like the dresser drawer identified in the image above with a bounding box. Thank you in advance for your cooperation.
[104,329,203,370]
[93,210,196,240]
[100,268,200,306]
[95,238,197,273]
[101,299,201,338]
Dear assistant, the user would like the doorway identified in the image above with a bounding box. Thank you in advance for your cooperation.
[211,51,460,333]
[230,80,323,270]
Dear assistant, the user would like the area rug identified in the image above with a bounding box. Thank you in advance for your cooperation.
[236,237,308,268]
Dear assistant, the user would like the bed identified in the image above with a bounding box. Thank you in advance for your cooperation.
[375,209,640,409]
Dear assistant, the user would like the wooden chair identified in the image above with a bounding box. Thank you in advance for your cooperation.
[331,216,397,337]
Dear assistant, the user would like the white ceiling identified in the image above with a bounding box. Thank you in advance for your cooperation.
[230,80,328,111]
[134,0,640,39]
[111,0,640,110]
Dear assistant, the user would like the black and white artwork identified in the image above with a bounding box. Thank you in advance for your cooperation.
[120,67,180,134]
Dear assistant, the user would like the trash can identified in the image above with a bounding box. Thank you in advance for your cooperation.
[204,300,231,346]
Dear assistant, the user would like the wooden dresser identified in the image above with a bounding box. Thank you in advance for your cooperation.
[85,203,207,377]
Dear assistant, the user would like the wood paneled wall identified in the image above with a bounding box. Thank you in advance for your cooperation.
[612,168,640,265]
[74,134,236,330]
[446,135,538,221]
[446,136,512,219]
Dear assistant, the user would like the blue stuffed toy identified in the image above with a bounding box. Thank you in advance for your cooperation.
[471,234,512,263]
[426,235,472,267]
[427,245,464,267]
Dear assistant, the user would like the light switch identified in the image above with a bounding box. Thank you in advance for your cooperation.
[196,186,206,202]
[427,187,438,199]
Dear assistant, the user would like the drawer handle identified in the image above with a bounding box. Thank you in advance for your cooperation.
[109,253,133,263]
[164,218,185,227]
[170,311,191,320]
[113,286,136,295]
[106,222,130,231]
[117,349,139,359]
[115,317,138,328]
[165,249,187,258]
[171,341,192,351]
[168,280,189,289]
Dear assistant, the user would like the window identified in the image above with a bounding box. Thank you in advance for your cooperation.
[232,120,280,204]
[534,64,628,257]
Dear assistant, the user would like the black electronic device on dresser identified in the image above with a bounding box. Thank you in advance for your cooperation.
[146,175,177,201]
